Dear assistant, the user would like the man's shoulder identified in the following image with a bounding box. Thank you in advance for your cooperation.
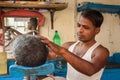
[62,41,76,49]
[95,44,109,56]
[98,44,109,51]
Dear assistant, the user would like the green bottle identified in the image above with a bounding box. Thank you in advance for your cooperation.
[53,30,61,46]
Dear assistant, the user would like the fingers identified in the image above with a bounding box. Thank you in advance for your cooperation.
[37,35,46,40]
[36,35,50,45]
[36,35,63,56]
[36,35,57,50]
[37,35,48,42]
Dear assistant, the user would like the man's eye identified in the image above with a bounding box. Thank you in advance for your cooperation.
[77,23,80,27]
[83,26,89,29]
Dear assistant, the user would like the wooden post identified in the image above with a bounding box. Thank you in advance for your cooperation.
[50,9,55,29]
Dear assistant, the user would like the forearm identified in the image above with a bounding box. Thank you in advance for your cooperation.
[61,49,97,76]
[10,28,22,35]
[43,40,95,75]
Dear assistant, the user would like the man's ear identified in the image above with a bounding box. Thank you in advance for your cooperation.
[95,28,100,34]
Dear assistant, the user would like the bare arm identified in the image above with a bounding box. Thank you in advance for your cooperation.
[62,46,109,76]
[10,28,22,35]
[47,40,74,60]
[38,35,109,76]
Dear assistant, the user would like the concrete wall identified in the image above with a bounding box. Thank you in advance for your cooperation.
[40,0,120,55]
[40,0,76,44]
[77,0,120,56]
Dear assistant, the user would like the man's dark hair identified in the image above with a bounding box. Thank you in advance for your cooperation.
[81,9,104,28]
[12,34,48,67]
[30,18,38,30]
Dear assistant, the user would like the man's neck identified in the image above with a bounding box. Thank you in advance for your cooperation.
[79,40,96,47]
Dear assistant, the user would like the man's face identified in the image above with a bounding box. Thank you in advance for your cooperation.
[27,22,32,30]
[77,16,100,42]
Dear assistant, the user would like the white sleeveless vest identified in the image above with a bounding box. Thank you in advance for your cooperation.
[66,41,104,80]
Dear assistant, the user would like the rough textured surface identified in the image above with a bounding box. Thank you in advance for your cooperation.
[12,34,48,67]
[0,53,7,74]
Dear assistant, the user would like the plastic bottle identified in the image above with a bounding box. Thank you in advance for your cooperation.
[53,30,61,46]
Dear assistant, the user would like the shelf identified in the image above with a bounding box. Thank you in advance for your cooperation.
[0,1,68,11]
[0,1,68,29]
[77,2,120,14]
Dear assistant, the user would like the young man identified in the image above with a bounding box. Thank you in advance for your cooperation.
[26,18,38,35]
[8,18,38,36]
[38,9,109,80]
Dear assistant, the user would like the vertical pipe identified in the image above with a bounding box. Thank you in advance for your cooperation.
[50,9,55,29]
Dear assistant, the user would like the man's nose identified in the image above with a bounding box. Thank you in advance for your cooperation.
[79,26,84,33]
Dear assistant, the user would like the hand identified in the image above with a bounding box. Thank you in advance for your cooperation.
[37,35,65,56]
[37,35,51,46]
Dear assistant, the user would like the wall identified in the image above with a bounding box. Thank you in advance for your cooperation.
[40,0,76,44]
[40,0,120,55]
[96,14,120,55]
[77,0,120,56]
